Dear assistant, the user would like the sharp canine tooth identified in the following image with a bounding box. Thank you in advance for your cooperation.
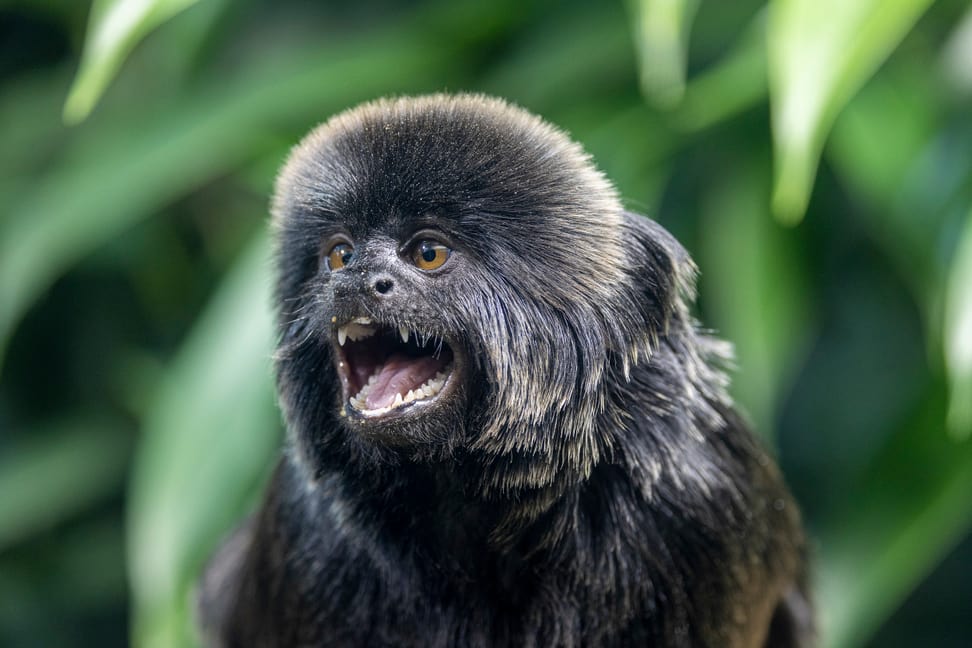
[399,325,409,343]
[337,327,347,346]
[393,393,404,407]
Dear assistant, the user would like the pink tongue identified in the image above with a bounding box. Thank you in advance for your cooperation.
[365,353,445,409]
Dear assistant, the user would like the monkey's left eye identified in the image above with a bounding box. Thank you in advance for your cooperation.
[326,243,354,271]
[411,240,451,271]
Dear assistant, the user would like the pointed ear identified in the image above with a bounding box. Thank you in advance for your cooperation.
[618,210,697,335]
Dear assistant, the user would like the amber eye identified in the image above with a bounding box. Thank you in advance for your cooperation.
[411,240,451,271]
[326,243,354,271]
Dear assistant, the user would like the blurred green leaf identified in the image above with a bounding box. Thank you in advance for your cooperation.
[0,26,453,371]
[830,67,972,379]
[0,516,128,646]
[0,420,130,551]
[0,516,127,612]
[628,0,700,108]
[127,232,279,648]
[0,69,73,180]
[827,57,948,350]
[819,387,972,648]
[482,7,634,109]
[698,159,812,436]
[767,0,935,224]
[829,66,937,211]
[945,211,972,438]
[63,0,201,124]
[942,5,972,96]
[675,10,767,132]
[827,59,941,289]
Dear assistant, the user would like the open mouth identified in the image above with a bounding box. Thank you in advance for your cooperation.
[335,317,456,418]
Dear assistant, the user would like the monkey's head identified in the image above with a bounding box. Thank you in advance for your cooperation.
[273,94,696,501]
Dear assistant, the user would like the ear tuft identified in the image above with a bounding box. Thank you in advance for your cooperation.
[620,211,697,334]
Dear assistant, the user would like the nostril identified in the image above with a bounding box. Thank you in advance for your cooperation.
[374,278,394,295]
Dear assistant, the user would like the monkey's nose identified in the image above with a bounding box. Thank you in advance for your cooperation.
[372,277,394,296]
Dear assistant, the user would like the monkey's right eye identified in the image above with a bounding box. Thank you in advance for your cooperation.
[326,243,354,271]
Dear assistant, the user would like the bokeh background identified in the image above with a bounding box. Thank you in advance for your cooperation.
[1,0,971,646]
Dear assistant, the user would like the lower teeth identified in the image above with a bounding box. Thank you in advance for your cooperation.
[349,369,449,413]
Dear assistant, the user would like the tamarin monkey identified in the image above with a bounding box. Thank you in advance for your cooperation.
[199,94,814,648]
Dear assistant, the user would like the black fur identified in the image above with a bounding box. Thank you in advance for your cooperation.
[198,94,813,647]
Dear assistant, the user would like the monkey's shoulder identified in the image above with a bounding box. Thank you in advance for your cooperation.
[197,458,391,646]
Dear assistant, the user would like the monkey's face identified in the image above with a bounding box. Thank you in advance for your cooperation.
[272,95,682,475]
[315,225,470,444]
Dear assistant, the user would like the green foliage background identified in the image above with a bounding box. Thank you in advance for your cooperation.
[1,0,971,646]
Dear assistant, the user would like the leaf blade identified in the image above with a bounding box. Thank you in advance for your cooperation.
[63,0,201,123]
[629,0,701,108]
[819,388,972,648]
[0,420,131,551]
[768,0,935,223]
[126,231,279,648]
[945,211,972,438]
[674,10,768,132]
